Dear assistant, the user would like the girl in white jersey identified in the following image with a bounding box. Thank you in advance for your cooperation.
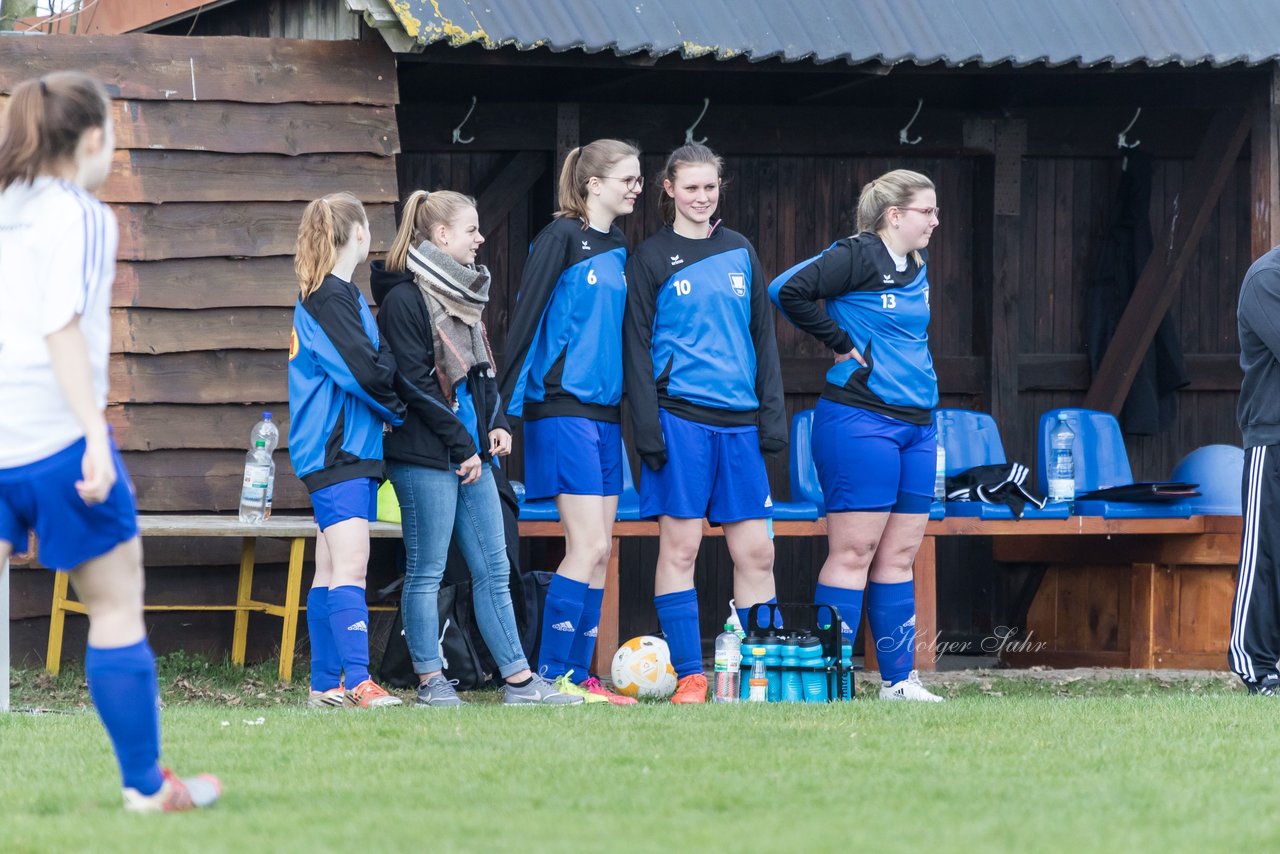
[0,73,219,812]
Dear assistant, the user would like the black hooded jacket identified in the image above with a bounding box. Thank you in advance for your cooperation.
[371,261,509,471]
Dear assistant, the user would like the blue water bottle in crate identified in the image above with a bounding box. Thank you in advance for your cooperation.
[780,638,802,702]
[798,634,828,702]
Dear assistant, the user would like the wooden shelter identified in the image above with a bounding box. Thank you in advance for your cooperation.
[7,0,1280,669]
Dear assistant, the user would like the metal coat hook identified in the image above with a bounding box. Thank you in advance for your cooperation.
[898,98,924,145]
[451,96,478,145]
[684,97,710,145]
[1117,107,1142,150]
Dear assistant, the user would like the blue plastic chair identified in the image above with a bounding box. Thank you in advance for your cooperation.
[772,410,822,521]
[937,409,1069,519]
[776,408,944,520]
[1169,444,1243,515]
[516,439,642,522]
[1036,408,1191,518]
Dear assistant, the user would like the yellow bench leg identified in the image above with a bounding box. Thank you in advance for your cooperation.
[231,537,256,667]
[46,570,70,676]
[278,536,306,684]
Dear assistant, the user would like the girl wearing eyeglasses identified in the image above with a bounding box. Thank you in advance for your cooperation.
[773,168,944,702]
[499,139,642,704]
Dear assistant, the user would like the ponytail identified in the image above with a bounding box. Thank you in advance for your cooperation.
[387,189,429,272]
[295,192,366,298]
[386,188,477,271]
[855,169,935,266]
[0,71,109,189]
[554,138,641,227]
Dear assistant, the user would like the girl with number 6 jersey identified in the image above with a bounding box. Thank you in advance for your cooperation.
[623,143,786,704]
[499,139,642,705]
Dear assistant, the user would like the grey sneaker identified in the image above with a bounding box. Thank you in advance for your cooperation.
[416,674,465,707]
[502,673,584,705]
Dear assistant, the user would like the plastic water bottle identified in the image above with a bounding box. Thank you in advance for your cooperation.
[247,412,279,519]
[740,634,763,700]
[780,637,803,702]
[839,641,854,700]
[238,440,274,523]
[934,414,948,501]
[798,634,828,702]
[1048,413,1076,506]
[747,647,768,702]
[726,599,745,639]
[713,623,742,703]
[763,635,783,702]
[511,480,526,504]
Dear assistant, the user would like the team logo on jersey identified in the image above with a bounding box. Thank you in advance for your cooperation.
[670,255,684,266]
[288,328,299,361]
[581,240,591,251]
[729,273,747,297]
[882,273,894,284]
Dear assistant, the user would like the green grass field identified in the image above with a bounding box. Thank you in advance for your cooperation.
[2,660,1274,853]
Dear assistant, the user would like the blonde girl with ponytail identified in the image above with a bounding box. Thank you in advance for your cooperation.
[372,189,581,706]
[497,140,642,704]
[773,169,945,702]
[288,191,406,709]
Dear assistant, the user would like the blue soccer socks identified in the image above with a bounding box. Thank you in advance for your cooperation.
[538,574,588,680]
[866,580,916,684]
[566,585,604,681]
[306,586,342,692]
[655,588,702,678]
[86,639,164,795]
[326,585,372,688]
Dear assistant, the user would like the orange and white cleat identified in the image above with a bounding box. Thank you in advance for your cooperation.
[581,676,638,705]
[670,673,709,704]
[123,769,221,813]
[307,686,347,708]
[346,678,403,708]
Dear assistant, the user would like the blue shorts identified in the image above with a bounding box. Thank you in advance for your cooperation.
[0,438,139,570]
[522,416,623,500]
[812,399,935,514]
[640,409,773,524]
[310,477,378,531]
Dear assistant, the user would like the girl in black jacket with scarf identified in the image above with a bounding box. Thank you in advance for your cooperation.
[373,190,579,706]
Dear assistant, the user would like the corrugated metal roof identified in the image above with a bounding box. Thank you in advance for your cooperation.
[376,0,1280,68]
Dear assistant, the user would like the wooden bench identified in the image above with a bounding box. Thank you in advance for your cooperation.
[41,513,1222,683]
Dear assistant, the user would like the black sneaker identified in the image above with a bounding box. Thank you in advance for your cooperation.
[1248,674,1280,695]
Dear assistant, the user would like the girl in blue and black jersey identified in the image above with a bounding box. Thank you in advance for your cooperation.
[774,169,944,702]
[623,143,787,704]
[498,140,642,705]
[289,192,407,709]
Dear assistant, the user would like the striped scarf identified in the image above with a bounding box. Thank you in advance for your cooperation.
[408,240,496,404]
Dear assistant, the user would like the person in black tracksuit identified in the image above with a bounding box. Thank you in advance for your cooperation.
[373,189,578,707]
[497,139,642,704]
[623,143,786,703]
[1231,246,1280,694]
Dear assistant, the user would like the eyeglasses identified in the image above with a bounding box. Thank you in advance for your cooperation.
[601,175,644,191]
[900,206,940,218]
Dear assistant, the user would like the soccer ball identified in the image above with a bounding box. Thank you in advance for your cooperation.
[610,635,678,699]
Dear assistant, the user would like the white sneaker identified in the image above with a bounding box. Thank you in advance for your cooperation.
[879,670,944,702]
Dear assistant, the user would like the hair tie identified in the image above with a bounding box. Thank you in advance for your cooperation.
[38,79,48,96]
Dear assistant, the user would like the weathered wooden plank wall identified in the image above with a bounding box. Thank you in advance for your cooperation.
[6,33,400,663]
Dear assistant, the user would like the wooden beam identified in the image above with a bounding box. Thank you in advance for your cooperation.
[1253,63,1280,258]
[1017,353,1242,392]
[101,152,399,204]
[474,151,548,230]
[1084,106,1253,414]
[0,35,398,105]
[112,307,293,354]
[108,403,290,451]
[113,257,378,309]
[988,121,1027,460]
[110,351,286,404]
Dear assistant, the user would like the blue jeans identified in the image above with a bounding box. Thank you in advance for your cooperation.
[388,463,528,679]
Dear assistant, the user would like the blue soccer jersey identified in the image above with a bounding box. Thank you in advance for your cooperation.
[772,232,938,424]
[499,218,628,423]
